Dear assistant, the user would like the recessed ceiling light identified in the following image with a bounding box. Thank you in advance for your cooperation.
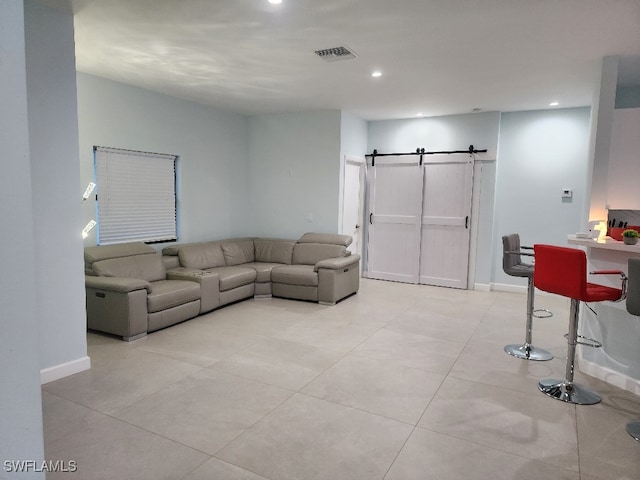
[416,113,424,117]
[268,0,282,4]
[371,71,382,78]
[549,101,559,106]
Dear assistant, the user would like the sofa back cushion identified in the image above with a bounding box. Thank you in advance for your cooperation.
[254,239,296,264]
[93,254,166,282]
[292,243,348,266]
[178,242,226,269]
[84,242,156,275]
[298,232,352,247]
[221,239,256,266]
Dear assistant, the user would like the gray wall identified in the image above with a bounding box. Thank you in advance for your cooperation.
[492,108,592,287]
[247,111,342,238]
[615,86,640,109]
[338,111,368,233]
[77,73,250,245]
[25,0,88,379]
[367,112,501,158]
[0,0,45,476]
[340,111,368,158]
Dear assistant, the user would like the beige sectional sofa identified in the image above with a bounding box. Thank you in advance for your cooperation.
[84,233,360,340]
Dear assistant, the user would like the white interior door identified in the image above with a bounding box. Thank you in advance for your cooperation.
[419,154,473,288]
[342,157,365,256]
[367,157,423,283]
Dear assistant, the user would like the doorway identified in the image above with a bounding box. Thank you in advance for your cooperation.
[341,156,366,258]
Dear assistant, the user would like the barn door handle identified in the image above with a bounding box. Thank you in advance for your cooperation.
[369,213,373,224]
[465,216,469,229]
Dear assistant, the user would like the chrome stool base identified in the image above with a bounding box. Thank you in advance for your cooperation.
[627,421,640,442]
[538,379,602,405]
[504,344,554,361]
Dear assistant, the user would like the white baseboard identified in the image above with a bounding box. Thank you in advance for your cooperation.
[473,283,491,292]
[578,355,640,396]
[490,282,528,294]
[41,356,91,385]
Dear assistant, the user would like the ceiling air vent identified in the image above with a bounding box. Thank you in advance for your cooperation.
[314,46,357,62]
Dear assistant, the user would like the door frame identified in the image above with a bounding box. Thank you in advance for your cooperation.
[341,155,366,264]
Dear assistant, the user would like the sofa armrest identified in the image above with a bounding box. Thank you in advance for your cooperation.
[85,275,151,293]
[85,280,149,341]
[317,255,360,305]
[167,267,220,313]
[314,254,361,272]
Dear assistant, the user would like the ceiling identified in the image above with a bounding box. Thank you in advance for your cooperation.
[47,0,640,120]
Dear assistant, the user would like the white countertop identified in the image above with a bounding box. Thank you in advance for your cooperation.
[567,234,640,254]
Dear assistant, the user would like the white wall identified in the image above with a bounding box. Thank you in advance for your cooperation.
[492,108,592,287]
[77,73,250,245]
[0,0,45,476]
[247,111,342,238]
[25,0,89,383]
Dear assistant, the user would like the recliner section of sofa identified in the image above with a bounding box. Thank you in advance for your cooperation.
[84,233,360,341]
[271,233,360,305]
[84,243,212,341]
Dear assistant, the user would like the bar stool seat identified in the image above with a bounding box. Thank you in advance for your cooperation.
[533,244,627,405]
[501,234,553,361]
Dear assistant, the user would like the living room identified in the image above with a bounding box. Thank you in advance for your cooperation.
[3,1,640,478]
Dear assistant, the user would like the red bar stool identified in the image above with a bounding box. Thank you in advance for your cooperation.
[626,257,640,441]
[533,244,627,405]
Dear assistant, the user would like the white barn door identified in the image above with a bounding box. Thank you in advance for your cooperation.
[419,154,474,288]
[367,157,423,283]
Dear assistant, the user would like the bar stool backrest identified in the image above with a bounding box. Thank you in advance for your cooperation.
[628,258,640,316]
[533,244,587,300]
[502,234,532,277]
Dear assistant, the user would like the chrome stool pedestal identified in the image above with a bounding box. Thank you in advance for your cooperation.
[537,299,602,405]
[538,379,602,405]
[504,277,553,361]
[627,421,640,442]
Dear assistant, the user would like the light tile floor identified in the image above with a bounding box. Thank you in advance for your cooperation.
[42,279,640,479]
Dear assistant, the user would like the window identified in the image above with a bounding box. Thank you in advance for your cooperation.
[94,146,177,245]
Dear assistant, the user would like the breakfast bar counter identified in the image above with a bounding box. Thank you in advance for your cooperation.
[566,235,640,394]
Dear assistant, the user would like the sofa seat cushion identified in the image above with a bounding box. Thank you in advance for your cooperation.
[207,266,257,292]
[243,262,286,282]
[271,265,318,287]
[147,280,201,313]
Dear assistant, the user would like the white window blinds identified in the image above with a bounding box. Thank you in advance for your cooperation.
[94,146,177,245]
